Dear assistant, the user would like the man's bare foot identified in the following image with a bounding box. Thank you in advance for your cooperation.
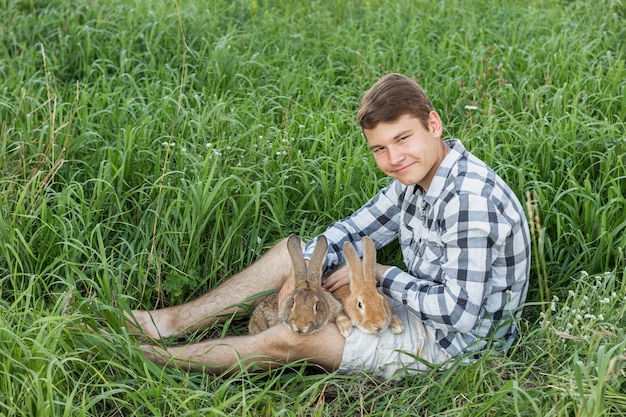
[138,343,167,364]
[125,310,176,340]
[137,343,204,372]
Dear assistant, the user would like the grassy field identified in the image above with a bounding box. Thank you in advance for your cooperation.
[1,0,625,415]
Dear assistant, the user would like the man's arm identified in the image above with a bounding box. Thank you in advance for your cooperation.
[380,194,508,334]
[302,180,406,273]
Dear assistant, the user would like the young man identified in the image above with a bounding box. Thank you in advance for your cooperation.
[129,73,531,379]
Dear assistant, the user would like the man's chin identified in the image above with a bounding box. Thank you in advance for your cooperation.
[392,175,418,186]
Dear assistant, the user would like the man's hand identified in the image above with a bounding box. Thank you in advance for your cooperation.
[322,264,391,292]
[323,263,392,292]
[322,265,351,292]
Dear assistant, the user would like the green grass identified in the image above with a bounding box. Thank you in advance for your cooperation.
[1,0,625,415]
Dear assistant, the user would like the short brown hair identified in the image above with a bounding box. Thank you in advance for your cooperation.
[356,73,434,130]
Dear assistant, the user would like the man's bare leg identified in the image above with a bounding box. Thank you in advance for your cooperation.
[130,237,294,339]
[140,323,346,374]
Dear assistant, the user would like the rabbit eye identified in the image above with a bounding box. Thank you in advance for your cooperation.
[357,301,363,310]
[314,301,319,312]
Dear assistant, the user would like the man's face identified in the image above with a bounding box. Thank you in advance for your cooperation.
[363,112,448,190]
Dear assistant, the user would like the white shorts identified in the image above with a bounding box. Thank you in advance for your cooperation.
[338,298,450,379]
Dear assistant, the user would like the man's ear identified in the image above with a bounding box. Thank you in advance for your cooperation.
[427,111,443,138]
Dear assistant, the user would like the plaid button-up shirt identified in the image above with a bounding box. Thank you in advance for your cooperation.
[304,139,531,358]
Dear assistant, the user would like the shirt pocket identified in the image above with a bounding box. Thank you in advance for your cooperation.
[416,241,445,282]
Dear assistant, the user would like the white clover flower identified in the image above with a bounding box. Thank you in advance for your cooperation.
[584,314,596,320]
[206,143,212,148]
[568,290,576,297]
[464,105,479,111]
[598,314,604,321]
[580,271,589,278]
[600,297,610,304]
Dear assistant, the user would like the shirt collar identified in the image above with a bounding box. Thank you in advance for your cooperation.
[416,139,466,205]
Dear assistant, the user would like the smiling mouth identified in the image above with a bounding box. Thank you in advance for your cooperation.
[393,163,415,174]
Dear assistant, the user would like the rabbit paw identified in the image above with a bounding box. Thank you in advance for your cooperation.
[389,314,405,335]
[335,314,353,337]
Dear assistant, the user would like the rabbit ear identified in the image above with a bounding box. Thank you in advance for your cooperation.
[343,240,365,289]
[307,235,328,287]
[287,235,307,290]
[362,236,377,284]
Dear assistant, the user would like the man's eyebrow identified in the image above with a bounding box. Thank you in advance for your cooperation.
[393,129,412,140]
[368,129,412,151]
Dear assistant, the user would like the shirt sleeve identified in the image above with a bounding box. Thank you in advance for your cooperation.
[380,193,510,334]
[302,180,405,272]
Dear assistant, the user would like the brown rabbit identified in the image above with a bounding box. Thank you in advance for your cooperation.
[339,236,404,335]
[248,235,352,336]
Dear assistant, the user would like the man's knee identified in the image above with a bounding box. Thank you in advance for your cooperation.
[263,326,305,356]
[262,324,345,364]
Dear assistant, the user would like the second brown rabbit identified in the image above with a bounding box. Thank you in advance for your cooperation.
[337,236,405,336]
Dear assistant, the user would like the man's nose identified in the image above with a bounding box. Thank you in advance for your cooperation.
[387,146,404,165]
